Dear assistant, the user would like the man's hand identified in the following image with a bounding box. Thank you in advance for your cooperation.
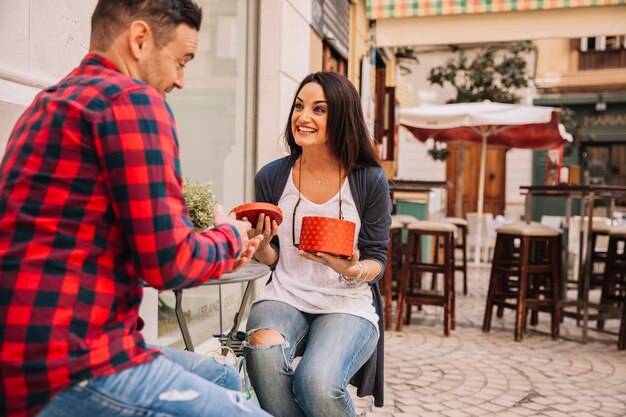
[213,204,263,271]
[231,234,263,272]
[213,204,251,242]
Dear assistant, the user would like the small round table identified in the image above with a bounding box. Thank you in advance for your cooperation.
[172,261,270,354]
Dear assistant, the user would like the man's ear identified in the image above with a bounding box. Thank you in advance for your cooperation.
[128,20,152,60]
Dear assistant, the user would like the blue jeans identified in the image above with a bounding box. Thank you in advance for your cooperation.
[39,344,272,417]
[244,300,378,417]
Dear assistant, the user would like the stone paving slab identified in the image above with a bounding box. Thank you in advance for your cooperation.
[350,265,626,417]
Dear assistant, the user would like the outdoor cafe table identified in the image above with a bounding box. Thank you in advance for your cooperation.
[171,261,270,354]
[520,184,626,342]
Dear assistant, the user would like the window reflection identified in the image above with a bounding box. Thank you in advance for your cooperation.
[157,0,253,347]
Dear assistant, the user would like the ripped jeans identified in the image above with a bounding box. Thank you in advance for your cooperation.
[38,344,272,417]
[244,300,378,417]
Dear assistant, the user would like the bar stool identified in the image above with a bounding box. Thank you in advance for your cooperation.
[482,222,562,342]
[597,226,626,348]
[395,220,456,336]
[391,214,419,226]
[382,220,403,330]
[392,213,420,249]
[445,217,469,295]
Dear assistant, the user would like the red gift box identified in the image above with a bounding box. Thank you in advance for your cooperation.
[299,216,356,258]
[231,202,283,226]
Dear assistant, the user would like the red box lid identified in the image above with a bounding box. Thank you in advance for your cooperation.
[231,202,283,226]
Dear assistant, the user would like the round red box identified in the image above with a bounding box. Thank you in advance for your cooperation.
[231,202,283,226]
[299,216,356,258]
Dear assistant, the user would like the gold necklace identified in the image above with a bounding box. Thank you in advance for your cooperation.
[302,158,333,186]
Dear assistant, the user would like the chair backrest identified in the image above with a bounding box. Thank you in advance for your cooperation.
[568,216,612,254]
[466,212,494,238]
[540,215,564,230]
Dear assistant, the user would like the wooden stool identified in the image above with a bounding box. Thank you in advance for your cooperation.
[446,217,469,295]
[395,220,456,336]
[597,226,626,348]
[391,214,419,226]
[382,220,403,330]
[392,213,420,251]
[482,222,562,341]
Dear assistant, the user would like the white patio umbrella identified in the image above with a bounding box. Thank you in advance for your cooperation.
[399,101,572,263]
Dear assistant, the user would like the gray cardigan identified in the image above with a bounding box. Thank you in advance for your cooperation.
[254,154,391,407]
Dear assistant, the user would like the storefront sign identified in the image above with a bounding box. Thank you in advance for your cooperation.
[583,114,626,127]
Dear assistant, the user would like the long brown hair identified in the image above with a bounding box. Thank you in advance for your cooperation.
[283,72,381,174]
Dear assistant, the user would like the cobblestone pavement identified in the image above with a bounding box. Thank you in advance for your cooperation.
[350,265,626,417]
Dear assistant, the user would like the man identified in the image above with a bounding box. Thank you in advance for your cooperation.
[0,1,270,416]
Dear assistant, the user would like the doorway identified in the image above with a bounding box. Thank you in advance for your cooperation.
[446,142,507,217]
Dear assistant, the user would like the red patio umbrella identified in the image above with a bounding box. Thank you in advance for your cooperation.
[399,101,572,263]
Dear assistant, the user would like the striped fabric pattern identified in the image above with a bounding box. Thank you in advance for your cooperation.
[367,0,626,18]
[0,54,242,417]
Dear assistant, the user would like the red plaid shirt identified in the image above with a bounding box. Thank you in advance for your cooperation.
[0,54,243,416]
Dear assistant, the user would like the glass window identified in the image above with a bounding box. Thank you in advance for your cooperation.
[323,41,347,75]
[156,0,257,348]
[583,144,626,209]
[578,36,626,70]
[169,0,253,210]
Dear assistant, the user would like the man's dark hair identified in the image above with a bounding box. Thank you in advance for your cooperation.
[91,0,202,50]
[284,72,381,174]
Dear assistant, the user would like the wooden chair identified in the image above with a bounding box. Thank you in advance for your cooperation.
[588,220,611,289]
[567,216,611,286]
[467,212,496,263]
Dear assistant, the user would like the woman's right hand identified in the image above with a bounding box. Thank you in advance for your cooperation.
[244,213,279,253]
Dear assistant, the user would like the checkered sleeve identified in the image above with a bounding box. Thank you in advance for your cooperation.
[93,87,242,289]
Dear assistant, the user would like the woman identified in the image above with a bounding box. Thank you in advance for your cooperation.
[243,72,391,417]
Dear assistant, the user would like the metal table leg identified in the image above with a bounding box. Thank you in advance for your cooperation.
[575,198,587,324]
[174,289,194,352]
[221,281,255,356]
[581,192,596,343]
[562,196,572,300]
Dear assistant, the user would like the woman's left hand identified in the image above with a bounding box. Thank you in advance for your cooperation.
[297,248,359,277]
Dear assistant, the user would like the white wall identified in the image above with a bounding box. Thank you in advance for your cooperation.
[257,0,314,167]
[396,127,447,181]
[0,0,96,152]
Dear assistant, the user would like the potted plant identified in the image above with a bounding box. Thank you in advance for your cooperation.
[182,178,217,230]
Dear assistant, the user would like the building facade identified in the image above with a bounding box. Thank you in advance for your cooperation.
[531,37,626,219]
[365,0,626,219]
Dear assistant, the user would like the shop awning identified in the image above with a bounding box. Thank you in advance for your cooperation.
[366,1,626,47]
